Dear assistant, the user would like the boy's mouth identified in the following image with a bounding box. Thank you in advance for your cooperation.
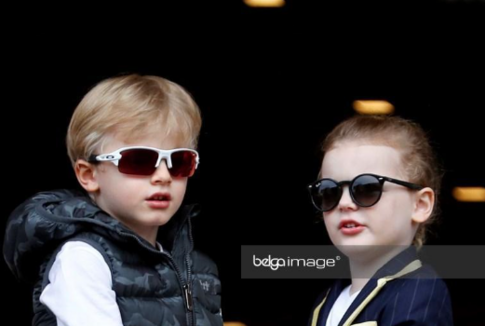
[146,192,172,209]
[147,193,172,201]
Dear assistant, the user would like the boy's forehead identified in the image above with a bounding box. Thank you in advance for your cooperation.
[101,131,189,151]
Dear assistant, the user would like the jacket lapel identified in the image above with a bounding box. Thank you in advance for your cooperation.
[338,247,422,326]
[311,246,422,326]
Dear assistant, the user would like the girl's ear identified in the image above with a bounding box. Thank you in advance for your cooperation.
[411,187,435,224]
[75,159,100,193]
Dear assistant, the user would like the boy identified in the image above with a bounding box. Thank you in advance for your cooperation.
[3,74,223,326]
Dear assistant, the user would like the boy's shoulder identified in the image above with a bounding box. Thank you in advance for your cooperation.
[3,189,113,284]
[191,250,219,276]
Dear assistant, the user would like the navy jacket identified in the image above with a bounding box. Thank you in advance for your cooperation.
[309,247,453,326]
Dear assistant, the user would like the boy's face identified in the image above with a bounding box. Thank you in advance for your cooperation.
[89,133,188,244]
[319,142,418,252]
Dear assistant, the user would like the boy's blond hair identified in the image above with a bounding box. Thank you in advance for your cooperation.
[66,74,202,167]
[321,115,443,248]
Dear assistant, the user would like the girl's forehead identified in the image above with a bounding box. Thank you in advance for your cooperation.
[321,143,405,179]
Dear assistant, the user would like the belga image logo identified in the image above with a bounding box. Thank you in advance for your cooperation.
[253,255,341,271]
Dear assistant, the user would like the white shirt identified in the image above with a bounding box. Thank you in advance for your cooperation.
[326,285,361,326]
[40,241,163,326]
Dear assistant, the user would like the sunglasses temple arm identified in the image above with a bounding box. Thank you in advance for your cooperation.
[384,177,423,190]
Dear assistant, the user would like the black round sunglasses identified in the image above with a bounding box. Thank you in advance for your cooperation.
[308,173,424,212]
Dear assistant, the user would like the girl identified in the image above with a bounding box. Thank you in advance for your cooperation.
[308,115,453,326]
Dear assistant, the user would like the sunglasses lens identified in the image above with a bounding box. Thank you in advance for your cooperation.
[352,175,382,207]
[170,150,197,177]
[312,179,342,212]
[118,149,158,175]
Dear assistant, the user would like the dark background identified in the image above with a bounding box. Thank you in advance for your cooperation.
[2,1,485,325]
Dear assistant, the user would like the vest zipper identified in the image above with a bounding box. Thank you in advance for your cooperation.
[118,230,195,326]
[185,215,195,325]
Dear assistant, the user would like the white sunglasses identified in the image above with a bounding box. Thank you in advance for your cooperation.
[88,146,199,177]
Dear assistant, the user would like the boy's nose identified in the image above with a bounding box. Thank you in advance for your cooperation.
[151,160,172,184]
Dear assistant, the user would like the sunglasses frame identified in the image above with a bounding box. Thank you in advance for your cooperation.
[88,146,200,176]
[308,173,424,212]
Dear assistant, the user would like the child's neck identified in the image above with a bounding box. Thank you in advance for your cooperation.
[131,227,159,248]
[348,247,406,295]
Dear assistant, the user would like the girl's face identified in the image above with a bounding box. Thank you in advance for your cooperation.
[320,141,419,251]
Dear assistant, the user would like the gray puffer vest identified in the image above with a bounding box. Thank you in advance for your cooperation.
[3,190,222,326]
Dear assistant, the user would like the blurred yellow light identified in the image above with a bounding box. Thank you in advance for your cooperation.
[353,100,395,115]
[453,187,485,202]
[224,323,247,326]
[244,0,285,7]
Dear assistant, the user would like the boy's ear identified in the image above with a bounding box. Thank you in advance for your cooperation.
[75,159,100,193]
[411,187,435,224]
